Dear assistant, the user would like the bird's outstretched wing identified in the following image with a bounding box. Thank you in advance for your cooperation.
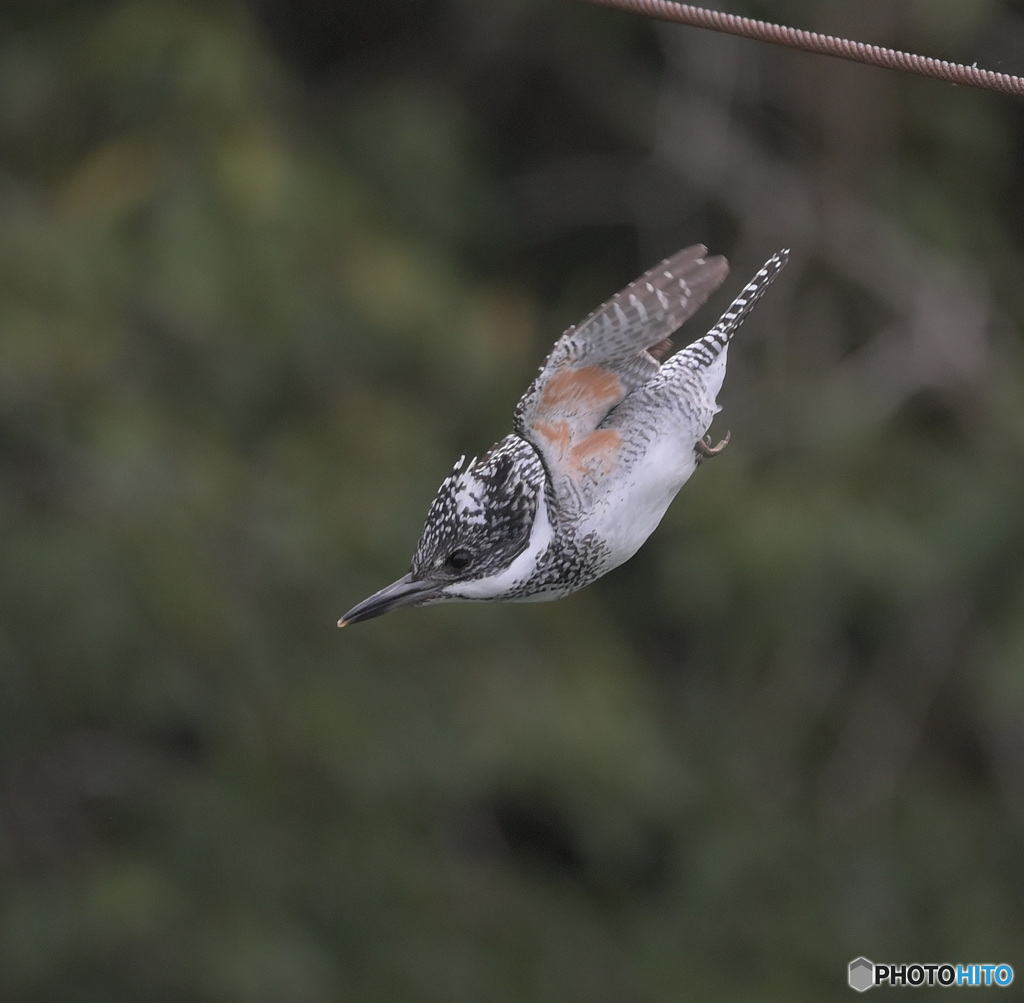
[514,245,728,507]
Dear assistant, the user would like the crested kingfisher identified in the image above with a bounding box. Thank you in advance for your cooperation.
[340,245,788,626]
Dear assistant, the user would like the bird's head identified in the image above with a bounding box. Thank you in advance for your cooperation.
[339,436,548,625]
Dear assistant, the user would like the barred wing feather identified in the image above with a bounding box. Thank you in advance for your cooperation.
[514,245,729,505]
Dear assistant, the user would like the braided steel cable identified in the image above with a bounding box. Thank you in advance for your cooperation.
[575,0,1024,98]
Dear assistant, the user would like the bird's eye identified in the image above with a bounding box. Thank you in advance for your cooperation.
[446,548,473,570]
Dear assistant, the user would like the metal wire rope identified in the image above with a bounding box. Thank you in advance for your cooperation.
[574,0,1024,98]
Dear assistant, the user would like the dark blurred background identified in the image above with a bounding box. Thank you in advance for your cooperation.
[2,0,1023,999]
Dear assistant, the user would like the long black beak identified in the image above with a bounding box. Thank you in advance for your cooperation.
[338,573,441,626]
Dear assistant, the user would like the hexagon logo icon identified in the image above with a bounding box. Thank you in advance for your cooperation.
[849,957,874,992]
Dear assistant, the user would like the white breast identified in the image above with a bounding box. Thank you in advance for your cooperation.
[583,433,701,573]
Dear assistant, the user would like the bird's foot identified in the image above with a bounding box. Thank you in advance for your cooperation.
[695,430,730,464]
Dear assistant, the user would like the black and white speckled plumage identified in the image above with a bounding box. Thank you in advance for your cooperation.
[410,436,542,591]
[405,434,612,603]
[339,247,788,626]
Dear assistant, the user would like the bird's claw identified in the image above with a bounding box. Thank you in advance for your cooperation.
[695,430,730,464]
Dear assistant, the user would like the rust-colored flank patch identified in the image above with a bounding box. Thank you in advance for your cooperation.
[538,365,623,410]
[531,364,625,479]
[568,428,622,476]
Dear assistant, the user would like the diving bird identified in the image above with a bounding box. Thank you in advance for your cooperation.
[340,245,788,626]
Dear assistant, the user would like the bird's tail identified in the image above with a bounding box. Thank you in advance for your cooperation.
[674,249,790,371]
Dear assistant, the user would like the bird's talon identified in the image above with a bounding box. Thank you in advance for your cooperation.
[695,430,730,463]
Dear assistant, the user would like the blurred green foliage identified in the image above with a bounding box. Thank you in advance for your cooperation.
[1,0,1024,1000]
